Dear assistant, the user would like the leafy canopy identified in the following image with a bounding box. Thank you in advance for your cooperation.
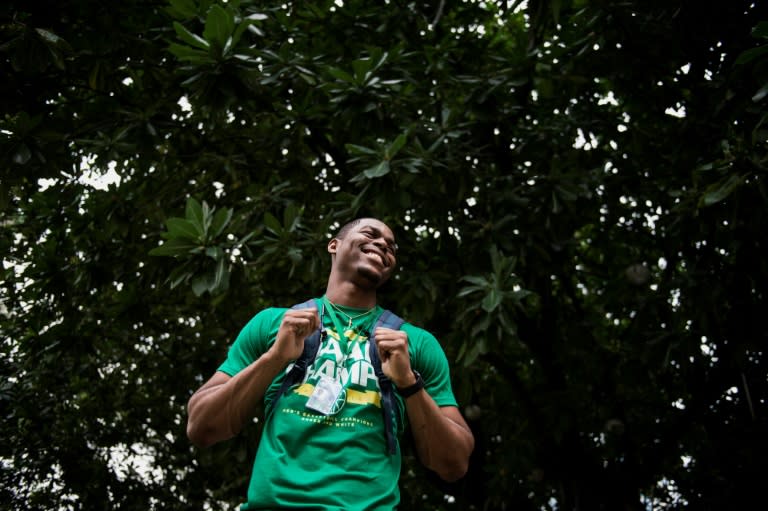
[1,0,767,509]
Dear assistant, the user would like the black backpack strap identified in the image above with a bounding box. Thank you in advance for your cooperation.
[269,299,324,415]
[368,310,406,455]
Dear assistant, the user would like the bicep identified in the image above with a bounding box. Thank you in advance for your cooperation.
[190,371,232,404]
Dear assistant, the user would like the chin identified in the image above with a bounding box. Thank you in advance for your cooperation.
[356,267,389,288]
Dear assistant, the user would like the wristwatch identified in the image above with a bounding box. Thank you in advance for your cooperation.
[397,370,424,398]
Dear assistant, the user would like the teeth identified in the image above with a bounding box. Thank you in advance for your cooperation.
[364,250,383,265]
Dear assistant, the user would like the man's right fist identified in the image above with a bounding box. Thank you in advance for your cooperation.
[271,308,320,363]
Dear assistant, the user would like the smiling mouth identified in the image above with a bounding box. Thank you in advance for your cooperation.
[362,248,387,267]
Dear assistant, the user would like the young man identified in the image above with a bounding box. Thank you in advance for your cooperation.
[187,218,474,509]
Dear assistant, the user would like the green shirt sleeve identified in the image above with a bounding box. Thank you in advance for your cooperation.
[402,323,459,408]
[218,308,287,377]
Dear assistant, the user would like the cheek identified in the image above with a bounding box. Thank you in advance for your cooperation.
[344,245,363,262]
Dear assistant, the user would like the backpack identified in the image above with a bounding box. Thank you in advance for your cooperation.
[270,298,405,455]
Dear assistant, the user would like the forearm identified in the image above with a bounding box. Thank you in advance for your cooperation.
[405,392,475,481]
[187,350,287,448]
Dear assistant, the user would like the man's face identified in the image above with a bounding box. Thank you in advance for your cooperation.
[329,219,397,288]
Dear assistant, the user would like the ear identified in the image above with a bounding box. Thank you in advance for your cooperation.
[327,238,338,254]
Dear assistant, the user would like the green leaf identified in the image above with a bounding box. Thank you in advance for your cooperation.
[471,316,492,338]
[752,82,768,102]
[352,58,372,84]
[148,238,198,256]
[166,218,201,240]
[34,28,60,46]
[457,285,484,298]
[263,212,282,235]
[695,162,718,172]
[700,174,745,207]
[201,200,213,236]
[190,274,210,296]
[205,246,224,260]
[462,341,482,367]
[168,0,198,18]
[498,310,516,334]
[210,207,233,238]
[481,289,502,312]
[286,247,303,264]
[173,22,210,50]
[211,257,230,293]
[185,197,205,236]
[204,4,235,52]
[167,266,191,288]
[460,275,489,287]
[463,335,488,366]
[168,43,212,63]
[752,21,768,39]
[490,246,503,274]
[363,160,390,179]
[456,341,467,362]
[387,133,407,159]
[190,259,230,296]
[345,143,379,156]
[735,45,768,65]
[284,203,301,232]
[232,18,254,49]
[512,289,534,303]
[327,66,354,83]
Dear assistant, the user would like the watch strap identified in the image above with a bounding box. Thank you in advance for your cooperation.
[397,370,424,398]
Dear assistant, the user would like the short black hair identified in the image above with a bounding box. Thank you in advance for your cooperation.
[334,218,364,240]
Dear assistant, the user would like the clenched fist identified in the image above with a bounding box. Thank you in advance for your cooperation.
[270,308,320,364]
[374,327,415,388]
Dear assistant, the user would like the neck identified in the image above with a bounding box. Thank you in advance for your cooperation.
[325,279,377,309]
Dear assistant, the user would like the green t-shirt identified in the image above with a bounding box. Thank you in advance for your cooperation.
[217,297,459,510]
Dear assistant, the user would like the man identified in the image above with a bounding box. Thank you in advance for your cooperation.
[187,218,474,510]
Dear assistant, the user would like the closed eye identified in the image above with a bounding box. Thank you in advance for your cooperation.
[361,228,397,255]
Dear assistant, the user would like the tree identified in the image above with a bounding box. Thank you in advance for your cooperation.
[2,0,766,509]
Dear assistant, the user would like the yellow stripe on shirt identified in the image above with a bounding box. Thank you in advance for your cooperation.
[294,383,381,408]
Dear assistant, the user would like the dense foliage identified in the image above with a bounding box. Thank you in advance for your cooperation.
[2,0,766,509]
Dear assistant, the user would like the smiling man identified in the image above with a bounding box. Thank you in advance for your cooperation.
[186,218,474,510]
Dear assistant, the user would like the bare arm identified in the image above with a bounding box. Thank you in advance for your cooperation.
[403,387,474,481]
[186,308,319,448]
[375,328,475,481]
[186,352,285,448]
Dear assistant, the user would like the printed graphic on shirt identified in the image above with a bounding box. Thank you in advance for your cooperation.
[280,408,376,428]
[290,326,383,410]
